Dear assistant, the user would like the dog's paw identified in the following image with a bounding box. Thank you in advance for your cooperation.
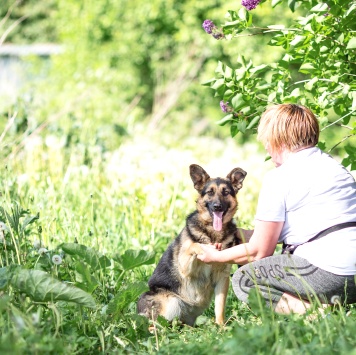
[190,243,204,256]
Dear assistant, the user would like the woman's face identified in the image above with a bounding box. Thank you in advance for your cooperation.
[265,142,288,167]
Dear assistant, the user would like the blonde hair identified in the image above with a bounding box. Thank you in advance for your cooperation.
[257,104,319,153]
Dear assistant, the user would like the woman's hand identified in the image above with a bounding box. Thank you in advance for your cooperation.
[197,244,222,264]
[197,220,282,265]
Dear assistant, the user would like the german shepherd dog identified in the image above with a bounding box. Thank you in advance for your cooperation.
[137,164,247,326]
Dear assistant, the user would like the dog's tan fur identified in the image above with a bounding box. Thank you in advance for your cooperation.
[137,164,247,326]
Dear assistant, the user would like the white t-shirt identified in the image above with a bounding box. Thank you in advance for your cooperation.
[255,147,356,275]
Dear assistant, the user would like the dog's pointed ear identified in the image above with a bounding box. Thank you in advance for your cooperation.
[227,168,247,193]
[190,164,210,192]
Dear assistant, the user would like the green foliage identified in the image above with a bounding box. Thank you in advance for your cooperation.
[2,0,298,153]
[222,312,356,355]
[2,0,239,152]
[114,249,156,271]
[1,141,355,353]
[9,268,96,307]
[107,281,148,317]
[60,243,111,270]
[0,202,158,353]
[0,0,58,43]
[204,0,356,168]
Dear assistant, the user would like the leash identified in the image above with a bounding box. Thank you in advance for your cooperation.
[282,221,356,255]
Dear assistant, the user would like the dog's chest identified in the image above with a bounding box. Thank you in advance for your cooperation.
[180,262,231,305]
[196,262,230,286]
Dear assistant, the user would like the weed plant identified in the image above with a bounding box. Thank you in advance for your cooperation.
[0,133,355,354]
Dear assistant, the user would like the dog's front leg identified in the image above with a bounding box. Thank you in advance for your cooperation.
[178,240,203,278]
[214,275,230,325]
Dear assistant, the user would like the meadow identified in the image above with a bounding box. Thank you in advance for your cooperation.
[1,127,355,354]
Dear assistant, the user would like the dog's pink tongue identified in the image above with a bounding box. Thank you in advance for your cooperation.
[213,211,223,231]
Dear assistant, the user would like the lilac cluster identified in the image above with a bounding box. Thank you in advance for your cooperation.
[202,19,215,34]
[220,100,233,113]
[202,19,224,40]
[241,0,261,11]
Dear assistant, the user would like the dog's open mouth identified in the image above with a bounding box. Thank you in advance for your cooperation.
[212,211,224,231]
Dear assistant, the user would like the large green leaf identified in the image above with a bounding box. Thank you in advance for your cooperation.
[310,3,329,12]
[60,243,111,270]
[299,63,316,74]
[231,93,245,111]
[346,37,356,49]
[0,294,10,312]
[237,120,247,134]
[0,267,13,290]
[230,124,239,138]
[246,115,261,130]
[114,249,155,271]
[21,213,39,233]
[216,114,234,126]
[211,79,225,90]
[107,281,148,315]
[271,0,283,7]
[0,205,38,238]
[11,269,96,308]
[249,64,268,75]
[74,261,100,293]
[290,35,306,47]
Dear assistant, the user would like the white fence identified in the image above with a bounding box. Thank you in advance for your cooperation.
[0,44,62,105]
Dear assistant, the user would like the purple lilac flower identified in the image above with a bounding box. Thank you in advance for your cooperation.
[202,19,215,34]
[202,20,225,40]
[220,100,232,113]
[241,0,261,11]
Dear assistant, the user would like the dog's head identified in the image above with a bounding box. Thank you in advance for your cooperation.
[189,164,247,231]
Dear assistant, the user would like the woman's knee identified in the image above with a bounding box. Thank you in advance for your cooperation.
[231,263,283,307]
[231,265,252,303]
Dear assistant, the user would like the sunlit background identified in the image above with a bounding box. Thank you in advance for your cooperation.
[0,0,352,252]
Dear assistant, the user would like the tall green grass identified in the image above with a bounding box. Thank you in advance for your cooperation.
[0,132,355,354]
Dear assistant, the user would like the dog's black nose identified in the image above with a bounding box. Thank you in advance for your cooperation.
[213,203,223,211]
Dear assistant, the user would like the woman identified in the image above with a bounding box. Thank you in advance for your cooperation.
[197,104,356,314]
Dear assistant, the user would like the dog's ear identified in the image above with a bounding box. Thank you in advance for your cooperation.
[190,164,210,192]
[227,168,247,192]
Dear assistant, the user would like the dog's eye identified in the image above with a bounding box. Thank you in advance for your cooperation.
[207,189,214,196]
[222,189,230,196]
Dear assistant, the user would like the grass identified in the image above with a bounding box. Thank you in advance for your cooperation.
[0,130,355,354]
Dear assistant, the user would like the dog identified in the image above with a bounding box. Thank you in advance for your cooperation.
[137,164,247,326]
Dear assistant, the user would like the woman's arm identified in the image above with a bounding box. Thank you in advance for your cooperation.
[197,220,283,265]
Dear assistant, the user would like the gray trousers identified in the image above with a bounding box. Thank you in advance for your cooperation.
[232,254,356,308]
